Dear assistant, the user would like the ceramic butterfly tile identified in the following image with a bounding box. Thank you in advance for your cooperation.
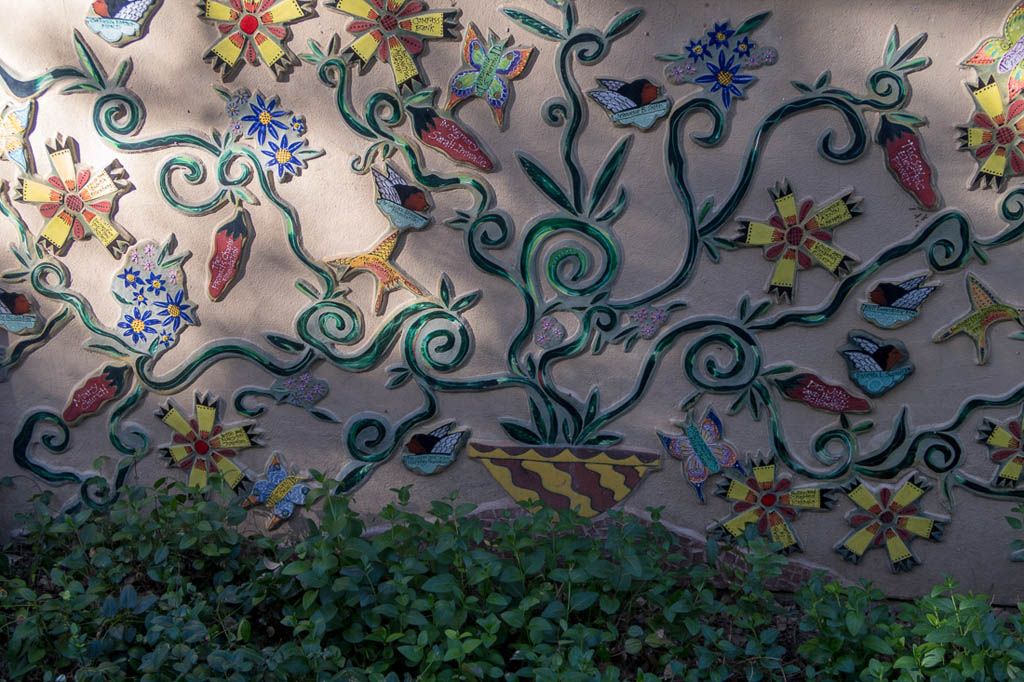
[657,406,745,503]
[445,24,534,128]
[962,0,1024,98]
[243,452,310,530]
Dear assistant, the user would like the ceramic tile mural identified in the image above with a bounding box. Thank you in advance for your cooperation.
[3,0,1024,597]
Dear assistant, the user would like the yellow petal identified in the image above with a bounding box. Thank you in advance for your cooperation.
[400,13,448,37]
[774,191,796,222]
[846,482,880,512]
[38,212,73,251]
[336,0,378,19]
[973,79,1004,120]
[160,407,194,438]
[842,525,877,557]
[987,425,1017,448]
[810,197,854,228]
[210,32,245,66]
[722,508,761,537]
[196,403,217,436]
[49,147,76,191]
[19,177,61,203]
[891,479,926,510]
[262,0,305,23]
[348,30,381,63]
[254,31,287,67]
[386,36,418,85]
[204,0,239,21]
[740,221,777,245]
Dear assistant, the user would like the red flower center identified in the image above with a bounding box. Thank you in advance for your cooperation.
[64,194,84,212]
[239,14,259,35]
[760,492,777,507]
[194,439,210,455]
[997,126,1016,145]
[380,14,398,31]
[785,226,803,246]
[879,510,895,524]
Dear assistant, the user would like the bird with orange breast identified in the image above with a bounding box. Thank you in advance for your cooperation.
[587,78,670,130]
[0,288,37,334]
[326,231,426,316]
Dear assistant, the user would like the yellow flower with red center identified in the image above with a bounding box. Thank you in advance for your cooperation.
[156,394,262,489]
[957,75,1024,190]
[332,0,457,90]
[16,134,133,259]
[836,474,946,574]
[200,0,312,79]
[734,180,861,302]
[712,455,836,554]
[979,408,1024,487]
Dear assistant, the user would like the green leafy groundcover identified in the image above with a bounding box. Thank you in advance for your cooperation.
[2,479,1023,681]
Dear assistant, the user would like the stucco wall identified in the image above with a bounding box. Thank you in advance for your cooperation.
[1,0,1023,601]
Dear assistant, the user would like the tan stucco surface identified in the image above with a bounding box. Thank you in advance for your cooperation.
[1,0,1023,601]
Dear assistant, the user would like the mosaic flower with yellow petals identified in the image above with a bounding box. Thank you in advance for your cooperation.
[957,76,1024,190]
[156,393,262,489]
[331,0,458,90]
[200,0,312,79]
[836,474,946,574]
[712,455,837,554]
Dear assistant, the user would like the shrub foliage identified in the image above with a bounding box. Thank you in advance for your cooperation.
[2,479,1023,681]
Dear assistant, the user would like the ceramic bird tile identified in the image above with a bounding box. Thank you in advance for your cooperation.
[402,421,467,475]
[861,274,939,329]
[587,77,670,130]
[372,163,431,229]
[0,287,38,334]
[86,0,161,46]
[839,331,914,397]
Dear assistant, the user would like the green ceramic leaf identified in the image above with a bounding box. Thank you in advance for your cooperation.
[528,398,549,441]
[734,11,770,35]
[588,136,632,217]
[500,420,543,445]
[517,154,577,214]
[451,290,481,312]
[604,8,643,41]
[439,274,453,307]
[501,9,565,41]
[595,187,628,224]
[72,30,105,88]
[264,334,306,354]
[584,433,622,447]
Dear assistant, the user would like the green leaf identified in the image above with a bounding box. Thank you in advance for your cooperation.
[882,25,900,66]
[529,398,549,442]
[398,645,423,663]
[569,591,598,612]
[605,8,643,41]
[594,187,628,224]
[863,634,895,655]
[308,408,340,423]
[814,71,831,89]
[61,82,100,95]
[735,11,770,34]
[791,81,811,93]
[501,9,565,41]
[72,30,105,89]
[584,433,622,447]
[500,420,543,445]
[451,290,481,312]
[283,560,311,576]
[439,274,453,306]
[845,611,865,636]
[563,1,575,34]
[422,573,457,593]
[584,388,599,426]
[697,196,714,223]
[113,58,132,87]
[1007,516,1023,530]
[237,618,251,642]
[588,136,632,217]
[264,334,305,354]
[517,154,576,214]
